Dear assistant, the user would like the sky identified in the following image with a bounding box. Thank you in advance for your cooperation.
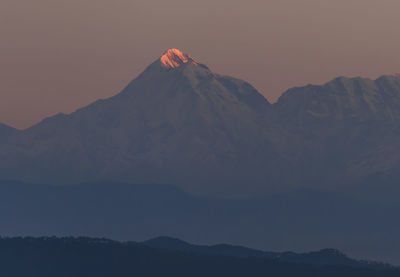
[1,0,400,129]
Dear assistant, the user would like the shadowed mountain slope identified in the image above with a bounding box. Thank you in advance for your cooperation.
[0,123,17,142]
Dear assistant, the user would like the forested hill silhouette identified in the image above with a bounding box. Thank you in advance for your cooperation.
[1,180,399,264]
[0,237,397,277]
[142,236,392,270]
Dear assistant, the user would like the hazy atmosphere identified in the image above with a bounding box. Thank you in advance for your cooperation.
[2,0,400,272]
[2,0,400,128]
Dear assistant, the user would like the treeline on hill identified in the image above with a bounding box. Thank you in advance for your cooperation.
[0,237,398,277]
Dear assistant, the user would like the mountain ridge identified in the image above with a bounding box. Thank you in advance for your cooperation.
[0,49,286,196]
[1,49,400,195]
[142,236,393,269]
[4,72,400,131]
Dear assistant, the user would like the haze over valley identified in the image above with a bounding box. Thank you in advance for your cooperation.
[2,2,400,273]
[1,49,400,266]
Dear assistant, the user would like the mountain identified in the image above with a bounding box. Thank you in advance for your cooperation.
[0,180,399,264]
[0,237,398,277]
[276,75,400,126]
[274,75,400,188]
[0,49,400,194]
[1,49,400,268]
[0,48,289,196]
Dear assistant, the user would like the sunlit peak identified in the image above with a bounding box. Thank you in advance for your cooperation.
[160,48,199,69]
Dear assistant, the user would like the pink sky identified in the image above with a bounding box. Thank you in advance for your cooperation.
[1,0,400,128]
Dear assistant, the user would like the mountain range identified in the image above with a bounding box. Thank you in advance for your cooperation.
[1,49,400,265]
[1,49,400,196]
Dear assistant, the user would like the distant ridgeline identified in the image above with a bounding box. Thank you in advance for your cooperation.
[0,181,399,265]
[0,236,397,277]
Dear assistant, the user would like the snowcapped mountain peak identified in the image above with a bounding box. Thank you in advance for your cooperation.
[160,48,199,69]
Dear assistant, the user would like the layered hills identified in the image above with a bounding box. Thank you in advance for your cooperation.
[0,236,398,277]
[1,181,399,264]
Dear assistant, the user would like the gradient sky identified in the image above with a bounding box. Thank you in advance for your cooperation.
[2,0,400,129]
